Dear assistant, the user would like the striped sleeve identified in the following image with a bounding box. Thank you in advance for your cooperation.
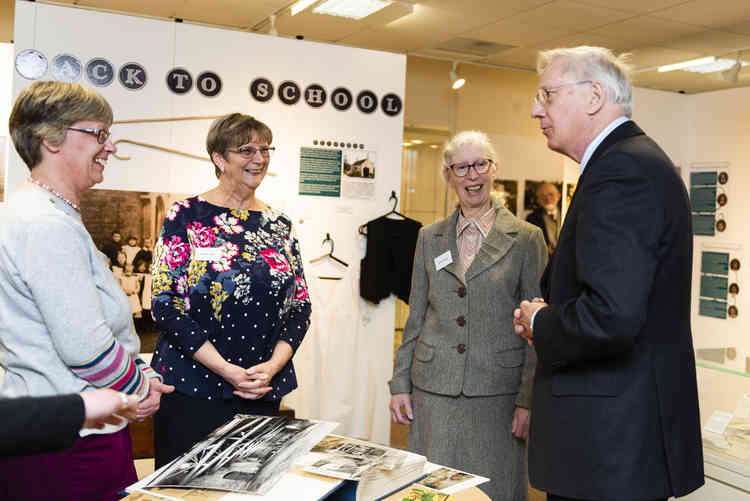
[69,339,149,400]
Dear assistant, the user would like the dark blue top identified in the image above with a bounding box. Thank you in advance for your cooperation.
[150,196,311,401]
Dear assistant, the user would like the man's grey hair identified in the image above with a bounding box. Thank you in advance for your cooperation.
[537,46,633,117]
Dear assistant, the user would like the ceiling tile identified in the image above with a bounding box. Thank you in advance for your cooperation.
[650,0,750,30]
[571,0,690,14]
[531,31,635,53]
[627,45,703,69]
[421,0,555,21]
[658,29,750,55]
[587,15,705,47]
[340,26,454,53]
[472,0,634,47]
[482,47,540,70]
[722,19,750,36]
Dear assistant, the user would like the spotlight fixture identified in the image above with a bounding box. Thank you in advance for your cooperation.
[449,61,465,90]
[722,52,743,83]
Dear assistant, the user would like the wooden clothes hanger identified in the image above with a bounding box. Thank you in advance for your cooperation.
[309,233,349,268]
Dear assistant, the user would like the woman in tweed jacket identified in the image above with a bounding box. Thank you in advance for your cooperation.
[389,130,547,501]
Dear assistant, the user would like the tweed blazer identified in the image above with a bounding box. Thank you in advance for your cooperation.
[390,202,547,406]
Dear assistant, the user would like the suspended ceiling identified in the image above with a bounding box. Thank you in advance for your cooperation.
[4,0,750,93]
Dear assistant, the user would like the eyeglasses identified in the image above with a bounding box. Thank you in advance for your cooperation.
[227,145,276,158]
[533,80,592,107]
[67,127,111,144]
[449,158,493,177]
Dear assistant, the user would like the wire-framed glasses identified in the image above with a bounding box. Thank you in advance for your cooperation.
[449,158,493,177]
[533,80,592,106]
[67,127,111,144]
[227,145,276,158]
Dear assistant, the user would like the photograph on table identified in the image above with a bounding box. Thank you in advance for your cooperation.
[417,466,489,495]
[80,188,189,350]
[142,415,336,495]
[302,435,413,479]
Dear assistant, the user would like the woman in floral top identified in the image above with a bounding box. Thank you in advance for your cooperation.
[150,113,311,467]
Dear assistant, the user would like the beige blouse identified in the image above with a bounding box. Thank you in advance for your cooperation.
[456,205,497,277]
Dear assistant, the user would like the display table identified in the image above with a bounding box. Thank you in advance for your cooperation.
[123,486,489,501]
[122,467,491,501]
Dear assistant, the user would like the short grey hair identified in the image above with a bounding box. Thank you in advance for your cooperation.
[441,130,497,182]
[537,46,633,117]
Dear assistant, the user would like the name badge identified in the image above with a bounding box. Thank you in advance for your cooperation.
[434,250,452,271]
[194,247,223,261]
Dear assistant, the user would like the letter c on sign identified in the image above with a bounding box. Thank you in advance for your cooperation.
[279,81,301,105]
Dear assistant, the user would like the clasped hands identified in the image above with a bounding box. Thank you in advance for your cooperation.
[221,361,279,400]
[513,297,548,346]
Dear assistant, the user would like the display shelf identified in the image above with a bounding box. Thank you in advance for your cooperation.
[696,365,750,492]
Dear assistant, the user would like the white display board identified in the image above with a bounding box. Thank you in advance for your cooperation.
[11,1,406,443]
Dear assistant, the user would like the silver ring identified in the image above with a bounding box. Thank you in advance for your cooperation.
[119,393,129,407]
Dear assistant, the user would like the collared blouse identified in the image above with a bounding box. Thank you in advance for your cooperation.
[150,196,311,401]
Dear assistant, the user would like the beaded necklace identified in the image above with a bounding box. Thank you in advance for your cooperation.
[28,176,80,211]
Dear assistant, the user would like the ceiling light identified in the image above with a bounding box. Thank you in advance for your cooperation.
[429,144,439,149]
[657,56,716,73]
[678,56,747,75]
[403,141,412,147]
[290,0,318,16]
[411,139,424,144]
[449,61,465,90]
[313,0,391,19]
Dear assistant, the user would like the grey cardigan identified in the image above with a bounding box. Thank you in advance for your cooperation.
[389,203,547,408]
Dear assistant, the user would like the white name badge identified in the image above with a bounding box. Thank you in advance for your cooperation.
[194,247,223,261]
[434,250,453,271]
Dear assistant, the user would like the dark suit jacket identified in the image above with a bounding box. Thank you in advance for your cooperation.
[526,207,553,247]
[528,121,704,500]
[0,394,84,456]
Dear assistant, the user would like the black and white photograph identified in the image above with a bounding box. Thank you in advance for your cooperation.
[302,435,408,480]
[80,188,190,350]
[143,415,337,495]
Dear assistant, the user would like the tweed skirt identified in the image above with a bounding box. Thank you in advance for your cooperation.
[408,388,527,501]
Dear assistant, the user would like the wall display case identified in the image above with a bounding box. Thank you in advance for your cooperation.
[694,366,750,495]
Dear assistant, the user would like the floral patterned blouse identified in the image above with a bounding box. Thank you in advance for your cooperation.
[150,196,311,401]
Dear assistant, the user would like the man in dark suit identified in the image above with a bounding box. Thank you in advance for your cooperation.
[526,182,561,255]
[513,46,704,501]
